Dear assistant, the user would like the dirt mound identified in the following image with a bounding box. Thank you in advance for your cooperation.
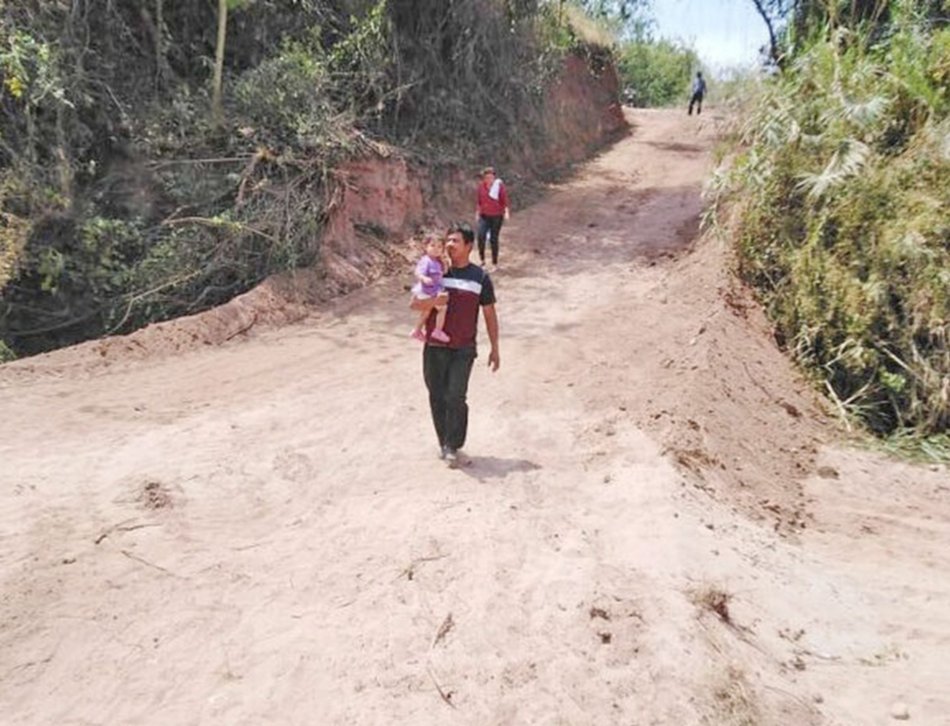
[632,232,831,535]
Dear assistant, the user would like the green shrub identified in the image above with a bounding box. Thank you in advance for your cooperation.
[712,22,950,436]
[1,0,619,356]
[232,38,339,147]
[617,38,699,107]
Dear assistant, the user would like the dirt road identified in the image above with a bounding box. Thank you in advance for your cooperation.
[2,110,948,725]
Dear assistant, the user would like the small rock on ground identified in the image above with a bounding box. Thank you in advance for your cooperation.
[890,701,910,720]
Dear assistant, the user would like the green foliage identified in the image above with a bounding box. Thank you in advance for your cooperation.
[617,38,699,107]
[0,25,74,205]
[711,19,950,436]
[327,0,392,114]
[876,429,950,465]
[0,180,32,290]
[232,37,339,146]
[378,0,570,152]
[577,0,651,39]
[1,0,619,357]
[0,30,69,110]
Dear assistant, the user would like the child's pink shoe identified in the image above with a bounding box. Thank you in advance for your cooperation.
[430,329,451,343]
[410,328,427,342]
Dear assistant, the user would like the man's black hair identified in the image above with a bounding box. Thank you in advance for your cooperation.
[447,221,475,244]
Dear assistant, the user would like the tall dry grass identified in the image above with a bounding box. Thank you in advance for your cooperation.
[710,14,949,443]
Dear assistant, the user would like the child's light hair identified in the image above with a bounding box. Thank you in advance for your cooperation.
[420,229,444,249]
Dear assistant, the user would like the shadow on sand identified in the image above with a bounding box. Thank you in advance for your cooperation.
[457,456,541,482]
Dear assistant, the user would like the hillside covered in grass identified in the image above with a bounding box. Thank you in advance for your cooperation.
[0,0,636,360]
[712,0,948,442]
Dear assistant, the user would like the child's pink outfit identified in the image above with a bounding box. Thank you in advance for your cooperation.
[411,254,450,343]
[412,255,445,298]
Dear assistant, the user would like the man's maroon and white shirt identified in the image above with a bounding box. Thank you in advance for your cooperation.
[425,264,495,349]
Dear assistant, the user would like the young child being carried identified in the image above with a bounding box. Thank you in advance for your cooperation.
[410,233,451,343]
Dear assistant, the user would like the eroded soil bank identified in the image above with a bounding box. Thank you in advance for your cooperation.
[1,109,948,726]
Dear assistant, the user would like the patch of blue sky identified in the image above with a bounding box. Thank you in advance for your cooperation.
[650,0,770,72]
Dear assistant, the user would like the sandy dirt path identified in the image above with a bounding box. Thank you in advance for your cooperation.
[2,109,948,726]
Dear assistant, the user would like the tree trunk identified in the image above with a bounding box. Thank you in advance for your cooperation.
[140,0,172,88]
[212,0,228,127]
[751,0,782,69]
[55,105,73,205]
[156,0,166,83]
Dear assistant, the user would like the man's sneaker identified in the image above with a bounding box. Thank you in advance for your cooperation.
[443,448,459,468]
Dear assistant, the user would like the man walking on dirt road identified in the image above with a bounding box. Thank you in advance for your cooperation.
[688,71,706,116]
[413,222,500,467]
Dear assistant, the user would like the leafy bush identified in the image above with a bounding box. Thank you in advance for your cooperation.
[1,0,623,357]
[232,39,339,147]
[617,38,699,107]
[712,19,950,436]
[0,193,31,290]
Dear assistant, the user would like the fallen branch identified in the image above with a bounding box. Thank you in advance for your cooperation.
[395,552,449,582]
[161,216,281,245]
[223,311,259,342]
[236,148,275,208]
[105,271,203,335]
[431,613,455,648]
[147,156,252,168]
[824,381,854,432]
[426,663,456,709]
[94,521,160,545]
[741,360,777,401]
[120,549,185,579]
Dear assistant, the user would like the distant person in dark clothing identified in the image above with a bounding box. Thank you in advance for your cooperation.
[475,166,510,270]
[688,71,707,115]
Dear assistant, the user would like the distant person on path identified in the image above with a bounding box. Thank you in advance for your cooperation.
[411,222,500,467]
[475,166,510,269]
[688,71,706,116]
[409,233,451,343]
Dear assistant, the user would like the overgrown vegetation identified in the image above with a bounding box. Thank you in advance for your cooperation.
[553,0,700,109]
[0,0,628,357]
[594,1,700,109]
[710,0,949,444]
[618,37,700,107]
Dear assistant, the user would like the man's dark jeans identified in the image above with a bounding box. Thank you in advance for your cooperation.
[423,345,477,452]
[688,92,704,115]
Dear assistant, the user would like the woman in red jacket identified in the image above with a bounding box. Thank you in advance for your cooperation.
[475,166,510,269]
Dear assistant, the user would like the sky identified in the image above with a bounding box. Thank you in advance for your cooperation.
[649,0,771,72]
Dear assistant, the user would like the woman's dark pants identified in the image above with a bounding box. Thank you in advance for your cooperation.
[477,215,504,265]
